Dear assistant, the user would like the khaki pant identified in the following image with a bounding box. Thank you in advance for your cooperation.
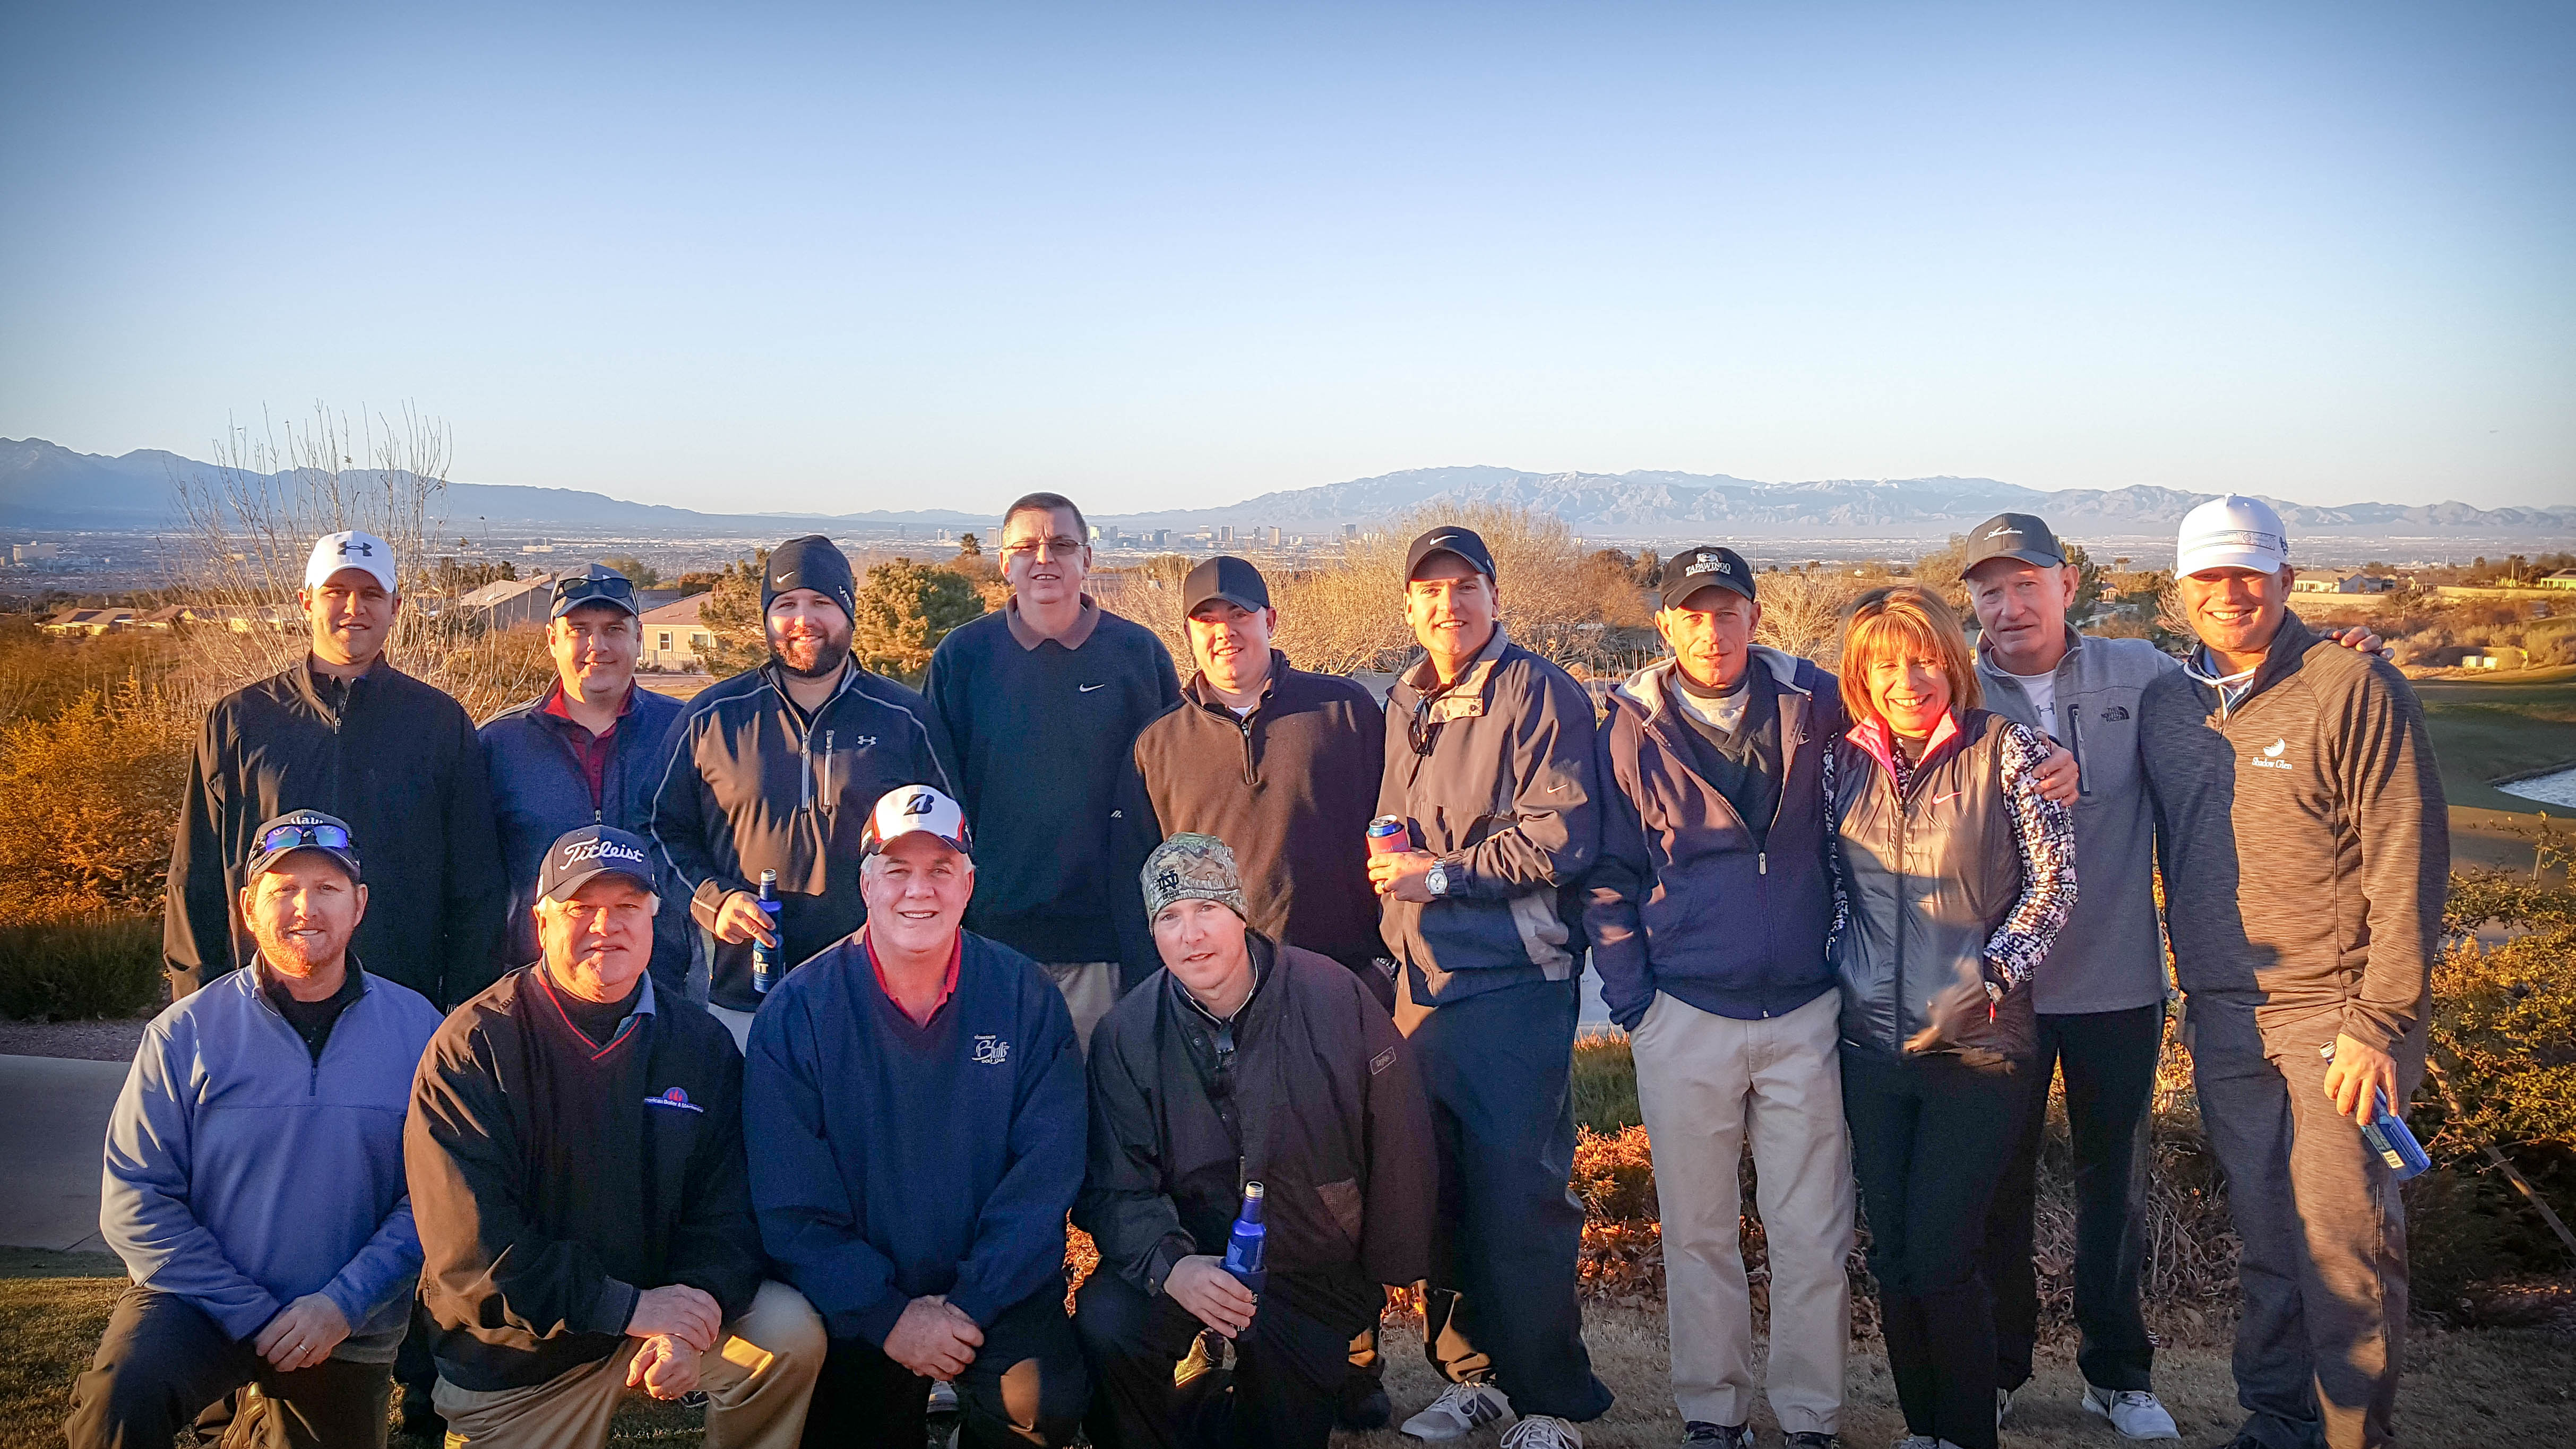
[707,1003,756,1054]
[1630,988,1853,1434]
[435,1280,824,1449]
[1040,961,1121,1055]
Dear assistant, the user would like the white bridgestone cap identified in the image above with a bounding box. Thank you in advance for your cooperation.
[305,530,398,592]
[2175,495,2289,577]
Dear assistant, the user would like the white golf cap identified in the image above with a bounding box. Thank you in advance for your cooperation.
[2175,495,2289,577]
[860,784,973,858]
[305,531,398,592]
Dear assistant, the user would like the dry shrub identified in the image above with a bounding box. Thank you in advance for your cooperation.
[1752,568,1867,666]
[0,683,194,924]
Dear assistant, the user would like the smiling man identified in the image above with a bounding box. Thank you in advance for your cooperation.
[409,825,825,1449]
[1121,555,1390,1004]
[166,529,506,1009]
[924,492,1181,1049]
[71,812,443,1449]
[651,534,948,1046]
[483,565,690,995]
[1368,526,1611,1447]
[745,786,1090,1449]
[1075,833,1434,1449]
[2139,497,2446,1449]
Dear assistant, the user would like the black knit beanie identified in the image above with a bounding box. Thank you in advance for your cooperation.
[763,535,857,620]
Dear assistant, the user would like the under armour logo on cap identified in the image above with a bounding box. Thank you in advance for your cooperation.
[304,530,397,593]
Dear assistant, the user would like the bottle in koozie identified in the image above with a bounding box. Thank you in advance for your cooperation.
[2362,1092,2432,1181]
[752,869,784,994]
[1221,1181,1268,1335]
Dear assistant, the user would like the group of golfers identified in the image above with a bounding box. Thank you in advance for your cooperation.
[65,485,2443,1449]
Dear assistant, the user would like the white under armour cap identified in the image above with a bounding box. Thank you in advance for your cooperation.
[2175,495,2289,577]
[304,530,398,592]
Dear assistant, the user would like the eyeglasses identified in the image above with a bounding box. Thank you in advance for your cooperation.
[998,535,1086,562]
[257,822,352,854]
[553,573,637,609]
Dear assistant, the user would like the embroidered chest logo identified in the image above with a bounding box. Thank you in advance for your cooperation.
[971,1034,1010,1066]
[644,1087,704,1114]
[2250,737,2294,771]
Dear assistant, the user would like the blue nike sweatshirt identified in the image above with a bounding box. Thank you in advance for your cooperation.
[742,926,1084,1344]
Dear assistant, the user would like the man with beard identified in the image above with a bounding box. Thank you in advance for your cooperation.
[650,534,949,1047]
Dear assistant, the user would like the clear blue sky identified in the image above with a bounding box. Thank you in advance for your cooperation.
[3,1,2569,514]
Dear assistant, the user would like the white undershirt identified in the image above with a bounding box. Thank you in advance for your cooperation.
[2008,668,2058,738]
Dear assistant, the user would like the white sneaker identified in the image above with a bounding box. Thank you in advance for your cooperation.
[2083,1385,2181,1440]
[1402,1382,1514,1441]
[1500,1416,1583,1449]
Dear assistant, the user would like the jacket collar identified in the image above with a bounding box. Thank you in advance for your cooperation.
[1399,623,1511,722]
[2185,612,2315,718]
[1005,594,1102,651]
[1186,651,1286,715]
[289,654,386,717]
[242,955,371,1015]
[759,657,867,715]
[1612,647,1810,720]
[1845,709,1965,781]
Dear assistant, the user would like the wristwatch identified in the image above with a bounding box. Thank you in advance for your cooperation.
[1425,860,1452,898]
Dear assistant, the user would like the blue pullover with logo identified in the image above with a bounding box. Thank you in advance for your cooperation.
[744,926,1084,1345]
[102,962,443,1358]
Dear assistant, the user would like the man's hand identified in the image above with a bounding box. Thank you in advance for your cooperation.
[2031,743,2079,806]
[2330,625,2389,658]
[1165,1255,1257,1339]
[883,1295,983,1380]
[1368,850,1440,903]
[626,1334,703,1400]
[712,891,780,947]
[2323,1032,2401,1128]
[252,1293,350,1373]
[628,1284,722,1352]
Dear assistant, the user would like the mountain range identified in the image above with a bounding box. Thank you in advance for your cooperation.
[4,438,2568,548]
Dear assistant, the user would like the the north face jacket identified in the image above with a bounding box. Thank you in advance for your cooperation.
[1078,936,1436,1334]
[1587,649,1842,1032]
[165,659,507,1007]
[480,683,691,994]
[1375,625,1601,1008]
[1975,626,2177,1016]
[648,660,947,1011]
[2141,613,2447,1052]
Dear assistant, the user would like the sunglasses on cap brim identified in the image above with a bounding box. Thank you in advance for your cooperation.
[256,822,352,854]
[553,574,637,608]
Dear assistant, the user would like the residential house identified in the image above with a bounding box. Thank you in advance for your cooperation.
[455,572,559,630]
[2541,568,2576,591]
[2290,568,2397,594]
[38,607,134,635]
[638,593,715,671]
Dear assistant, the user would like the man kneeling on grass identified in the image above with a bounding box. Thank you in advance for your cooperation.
[745,786,1091,1448]
[408,825,825,1449]
[1074,833,1437,1449]
[70,811,443,1449]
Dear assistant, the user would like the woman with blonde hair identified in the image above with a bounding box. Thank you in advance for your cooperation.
[1825,585,2075,1449]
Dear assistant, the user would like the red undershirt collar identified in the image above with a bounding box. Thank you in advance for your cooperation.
[863,929,962,1027]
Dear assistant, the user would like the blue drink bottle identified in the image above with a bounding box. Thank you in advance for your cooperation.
[2361,1092,2432,1181]
[1221,1181,1268,1338]
[752,869,783,994]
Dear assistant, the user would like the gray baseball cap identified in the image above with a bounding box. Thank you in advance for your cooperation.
[1961,513,2067,573]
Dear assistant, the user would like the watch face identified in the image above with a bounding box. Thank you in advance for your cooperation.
[1427,863,1448,896]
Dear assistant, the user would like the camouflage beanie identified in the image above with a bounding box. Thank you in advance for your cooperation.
[1141,833,1247,922]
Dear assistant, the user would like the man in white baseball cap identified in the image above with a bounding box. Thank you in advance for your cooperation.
[2141,495,2446,1449]
[306,530,399,594]
[743,784,1089,1448]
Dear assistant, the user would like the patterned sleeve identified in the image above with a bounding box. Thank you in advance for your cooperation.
[1985,722,2078,990]
[1821,741,1847,954]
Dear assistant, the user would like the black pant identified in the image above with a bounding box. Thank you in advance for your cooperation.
[64,1284,395,1449]
[1842,1048,2022,1449]
[1073,1271,1360,1449]
[1979,1003,2161,1393]
[804,1281,1086,1448]
[1399,979,1612,1422]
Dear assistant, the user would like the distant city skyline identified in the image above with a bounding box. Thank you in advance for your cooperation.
[3,2,2569,514]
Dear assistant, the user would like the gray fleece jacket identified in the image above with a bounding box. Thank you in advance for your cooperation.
[2140,614,2448,1051]
[1976,626,2175,1015]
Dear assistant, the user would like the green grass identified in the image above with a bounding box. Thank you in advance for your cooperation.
[2415,666,2576,817]
[1572,1031,1640,1131]
[0,915,160,1022]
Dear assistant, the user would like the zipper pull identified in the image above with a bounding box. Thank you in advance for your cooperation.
[1758,851,1768,875]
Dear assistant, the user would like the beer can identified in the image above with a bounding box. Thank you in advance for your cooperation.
[1366,815,1410,856]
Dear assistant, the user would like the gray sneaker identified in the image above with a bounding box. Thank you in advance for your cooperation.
[2081,1385,2180,1440]
[1680,1425,1752,1449]
[1783,1435,1842,1449]
[1401,1382,1513,1442]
